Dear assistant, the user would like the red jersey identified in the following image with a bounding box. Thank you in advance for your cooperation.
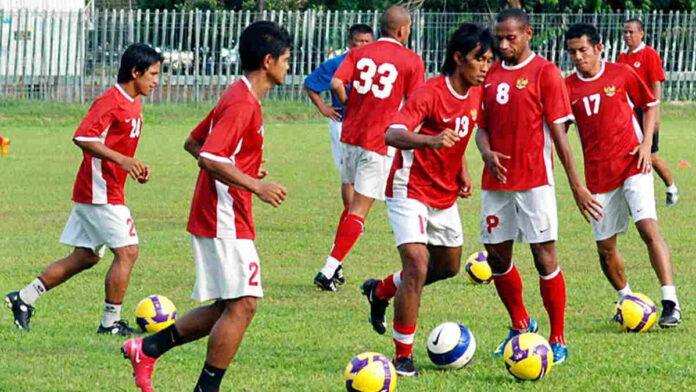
[385,76,483,209]
[72,85,143,205]
[566,62,658,194]
[479,54,573,192]
[617,43,666,86]
[333,38,425,155]
[187,77,264,240]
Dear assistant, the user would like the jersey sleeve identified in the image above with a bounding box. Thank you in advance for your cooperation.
[624,66,658,109]
[389,87,431,132]
[646,49,666,84]
[189,109,214,143]
[73,97,115,142]
[199,103,253,163]
[304,58,337,93]
[333,50,355,85]
[405,57,426,97]
[540,63,574,124]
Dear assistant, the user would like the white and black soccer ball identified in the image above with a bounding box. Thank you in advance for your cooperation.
[426,322,476,369]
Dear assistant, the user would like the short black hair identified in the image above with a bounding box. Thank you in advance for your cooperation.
[239,21,292,72]
[625,18,644,31]
[565,23,602,48]
[496,8,530,27]
[442,23,495,75]
[117,43,163,83]
[348,24,373,40]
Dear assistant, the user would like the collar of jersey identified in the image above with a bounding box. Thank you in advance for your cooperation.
[501,52,536,71]
[114,84,135,102]
[378,37,403,46]
[240,75,261,104]
[631,42,646,53]
[576,60,606,82]
[444,75,469,100]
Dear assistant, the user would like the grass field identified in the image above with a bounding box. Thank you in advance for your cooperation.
[0,100,694,392]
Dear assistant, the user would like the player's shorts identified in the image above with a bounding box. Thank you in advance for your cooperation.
[60,202,139,258]
[386,197,463,248]
[340,144,394,200]
[591,173,657,241]
[328,119,344,170]
[479,185,558,244]
[190,235,263,302]
[634,108,660,153]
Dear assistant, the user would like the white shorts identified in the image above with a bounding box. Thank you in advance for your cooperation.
[591,173,658,241]
[60,202,139,257]
[479,185,558,244]
[340,144,394,200]
[328,119,344,170]
[190,236,263,302]
[387,197,464,248]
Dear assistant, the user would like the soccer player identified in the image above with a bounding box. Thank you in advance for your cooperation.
[122,21,290,392]
[565,23,682,327]
[5,44,162,335]
[360,24,493,376]
[618,19,679,207]
[475,9,602,364]
[0,136,10,156]
[304,24,373,205]
[313,6,425,291]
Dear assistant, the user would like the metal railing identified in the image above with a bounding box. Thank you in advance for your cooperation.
[0,9,694,103]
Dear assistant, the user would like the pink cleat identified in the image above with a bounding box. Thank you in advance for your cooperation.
[121,337,158,392]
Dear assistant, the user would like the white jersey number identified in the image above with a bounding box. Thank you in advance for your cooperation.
[496,83,510,105]
[353,58,399,99]
[455,116,470,138]
[582,94,601,116]
[127,118,142,138]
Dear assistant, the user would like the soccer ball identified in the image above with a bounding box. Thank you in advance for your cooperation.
[464,251,492,284]
[426,322,476,369]
[343,352,397,392]
[614,293,657,332]
[135,295,177,333]
[503,333,553,381]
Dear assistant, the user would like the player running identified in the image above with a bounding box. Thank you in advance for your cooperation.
[618,19,679,207]
[0,136,11,156]
[475,9,602,364]
[5,44,162,335]
[564,23,682,327]
[313,6,425,291]
[360,24,493,376]
[122,21,290,392]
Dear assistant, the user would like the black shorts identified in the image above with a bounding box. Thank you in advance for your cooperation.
[634,108,660,153]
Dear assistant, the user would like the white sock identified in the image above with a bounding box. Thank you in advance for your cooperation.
[617,284,633,299]
[19,278,46,306]
[320,257,341,278]
[661,285,680,308]
[102,302,122,328]
[666,184,678,193]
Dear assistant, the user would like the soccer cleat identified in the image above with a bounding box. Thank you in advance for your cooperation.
[360,279,389,335]
[98,319,142,336]
[393,355,419,377]
[5,291,34,331]
[122,337,158,392]
[493,318,538,357]
[550,343,568,364]
[313,271,337,292]
[658,300,682,328]
[333,265,346,285]
[666,190,680,207]
[1,137,10,157]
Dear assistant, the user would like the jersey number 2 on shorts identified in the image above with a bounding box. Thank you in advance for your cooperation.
[248,262,260,287]
[354,58,399,99]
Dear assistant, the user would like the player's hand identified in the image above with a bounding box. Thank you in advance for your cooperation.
[482,150,510,184]
[431,129,460,149]
[256,182,287,208]
[319,105,342,121]
[458,171,474,199]
[257,159,268,179]
[571,185,604,223]
[629,143,652,174]
[137,165,151,184]
[120,157,147,181]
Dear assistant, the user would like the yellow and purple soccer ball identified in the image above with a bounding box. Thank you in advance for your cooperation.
[465,251,492,284]
[426,322,476,369]
[614,293,657,333]
[503,332,553,381]
[135,295,177,333]
[343,352,397,392]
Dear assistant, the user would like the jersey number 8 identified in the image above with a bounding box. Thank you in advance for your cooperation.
[353,58,399,99]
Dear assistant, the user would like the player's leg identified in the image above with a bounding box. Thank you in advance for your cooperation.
[649,131,679,206]
[596,236,632,295]
[98,244,140,335]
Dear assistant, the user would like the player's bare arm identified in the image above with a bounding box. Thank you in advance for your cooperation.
[458,154,473,198]
[198,156,287,207]
[304,84,342,121]
[475,127,509,184]
[385,127,459,150]
[548,122,603,222]
[651,80,662,128]
[630,104,657,174]
[74,139,148,182]
[184,136,203,159]
[330,77,348,105]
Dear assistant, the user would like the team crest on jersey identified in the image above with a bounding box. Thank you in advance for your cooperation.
[515,78,529,90]
[634,61,641,68]
[604,86,616,97]
[470,109,478,121]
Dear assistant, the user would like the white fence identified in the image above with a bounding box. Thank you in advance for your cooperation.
[0,9,695,103]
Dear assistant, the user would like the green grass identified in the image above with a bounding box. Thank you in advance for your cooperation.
[0,101,694,392]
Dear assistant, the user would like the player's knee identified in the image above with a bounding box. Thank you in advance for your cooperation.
[114,245,139,264]
[232,296,258,320]
[402,255,428,286]
[441,262,460,279]
[74,248,100,268]
[596,243,617,261]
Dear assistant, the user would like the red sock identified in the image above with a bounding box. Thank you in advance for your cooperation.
[328,214,365,262]
[540,269,566,345]
[375,271,402,300]
[333,205,350,241]
[392,321,416,358]
[493,264,530,330]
